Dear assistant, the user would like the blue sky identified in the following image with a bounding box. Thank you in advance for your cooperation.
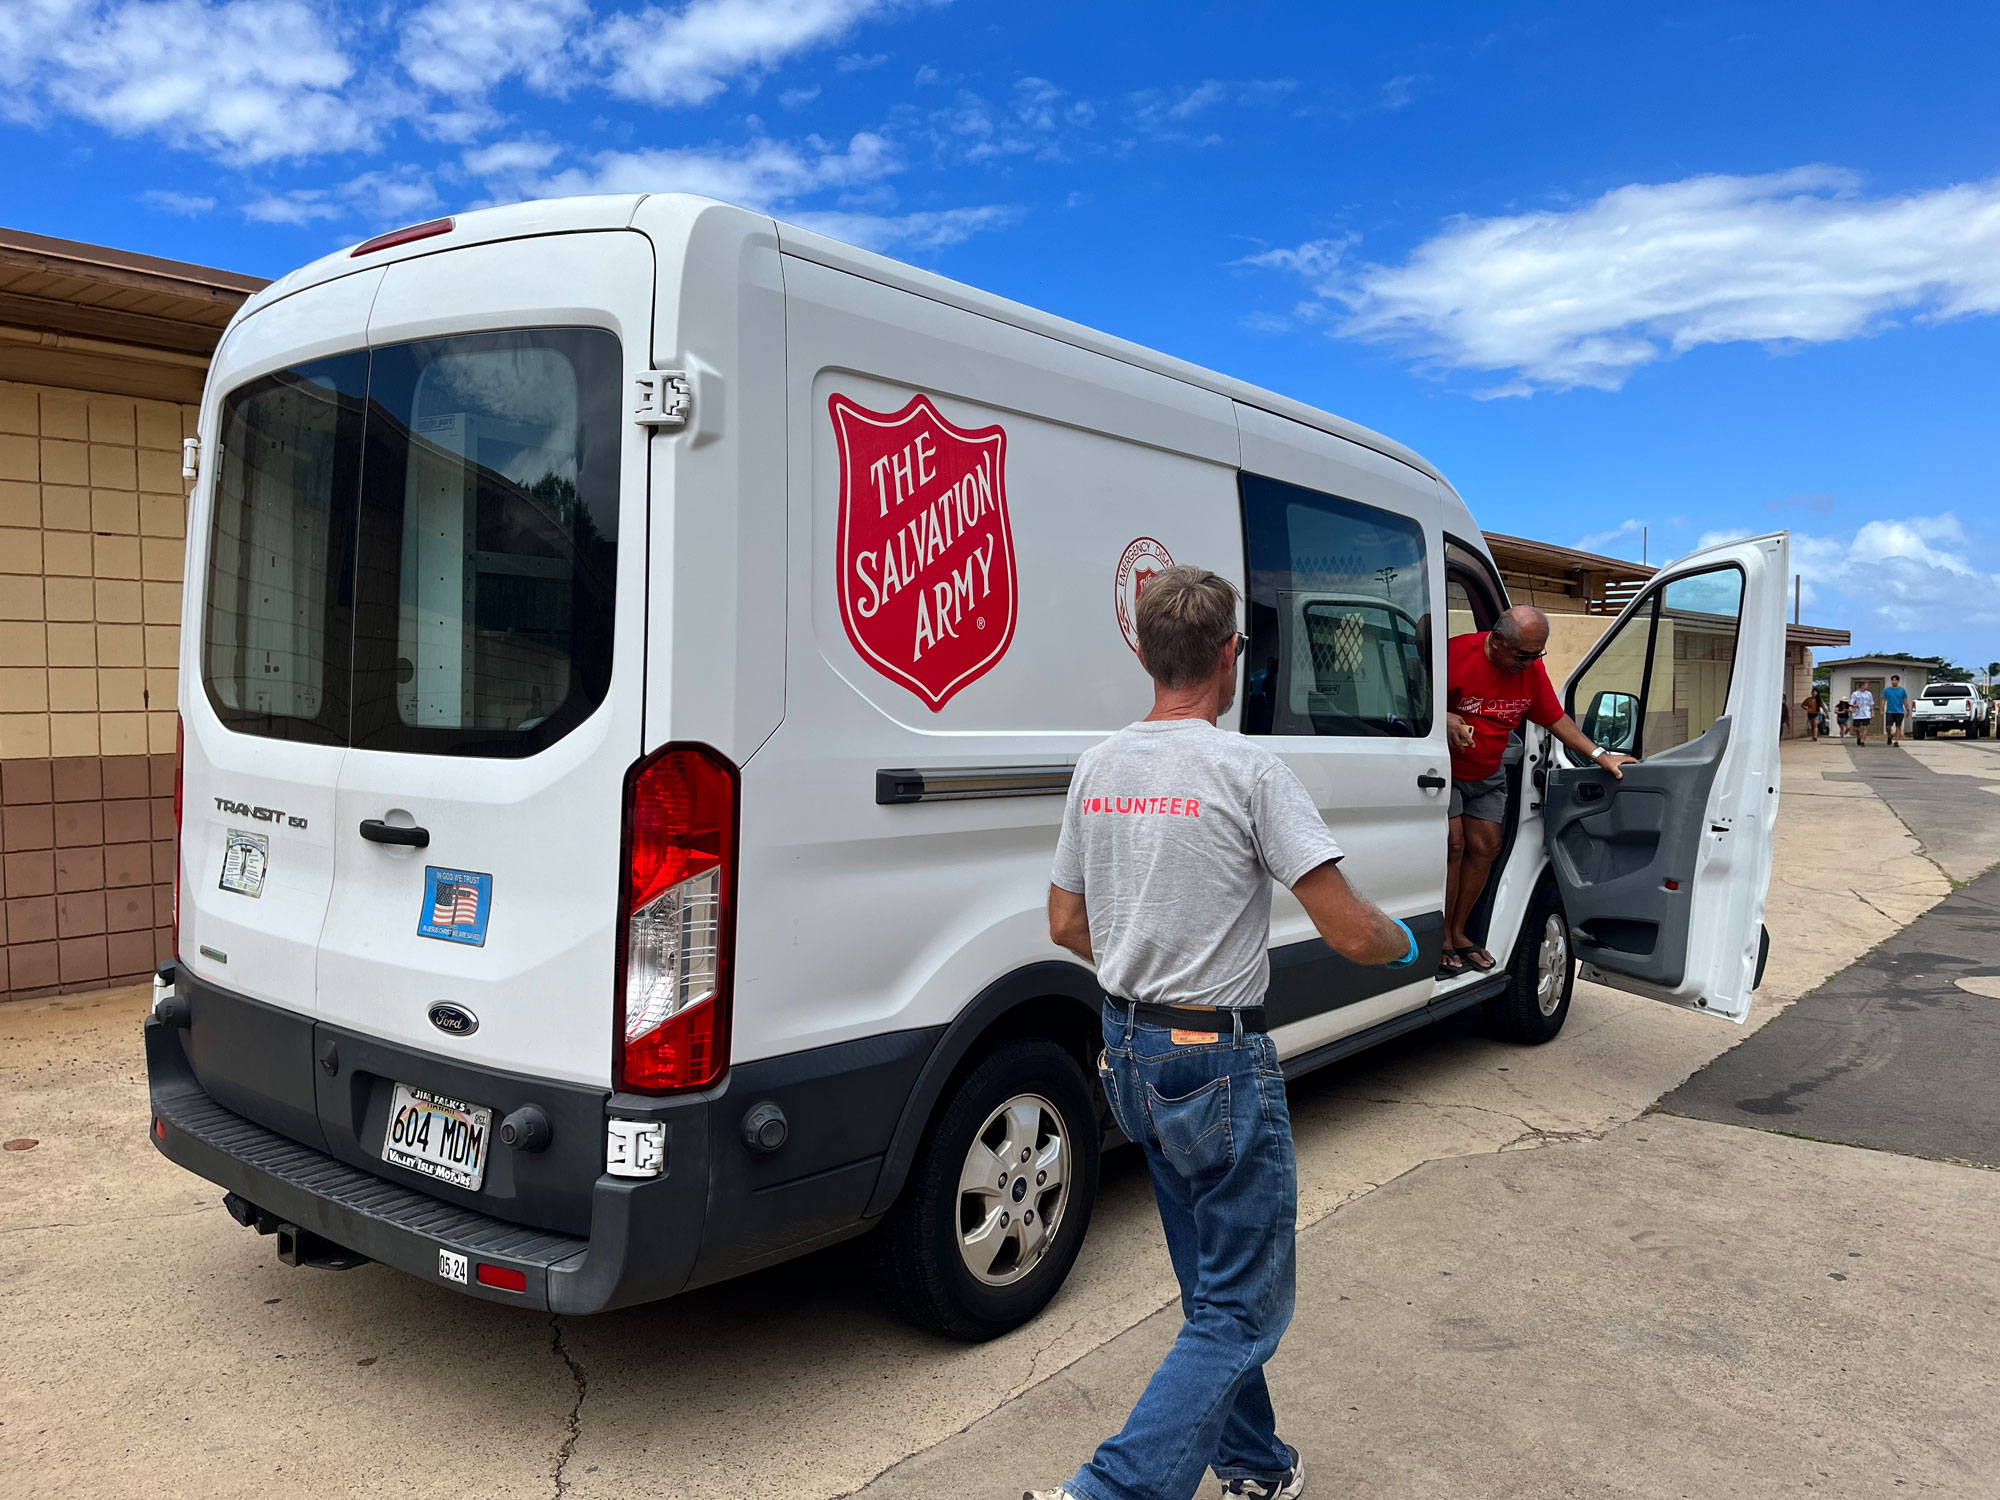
[6,1,1999,666]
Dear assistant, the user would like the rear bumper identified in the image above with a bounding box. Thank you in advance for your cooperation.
[145,975,941,1314]
[147,1017,703,1313]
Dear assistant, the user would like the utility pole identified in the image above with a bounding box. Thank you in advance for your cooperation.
[1642,526,1648,566]
[1794,573,1801,625]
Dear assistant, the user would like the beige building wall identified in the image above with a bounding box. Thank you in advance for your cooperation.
[1,376,191,997]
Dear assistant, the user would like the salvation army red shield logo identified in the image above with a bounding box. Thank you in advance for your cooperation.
[831,392,1018,711]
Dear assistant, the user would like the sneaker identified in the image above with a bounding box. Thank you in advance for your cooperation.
[1222,1452,1305,1497]
[1022,1490,1080,1500]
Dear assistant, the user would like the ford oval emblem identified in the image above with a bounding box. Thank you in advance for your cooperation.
[428,1002,479,1037]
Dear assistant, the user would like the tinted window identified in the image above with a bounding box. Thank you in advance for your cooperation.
[203,354,366,744]
[1567,565,1744,761]
[1241,473,1432,738]
[352,330,622,756]
[199,329,622,758]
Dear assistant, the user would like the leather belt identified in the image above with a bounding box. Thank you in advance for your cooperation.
[1107,997,1269,1034]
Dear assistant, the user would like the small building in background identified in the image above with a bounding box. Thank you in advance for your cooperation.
[1819,654,1938,706]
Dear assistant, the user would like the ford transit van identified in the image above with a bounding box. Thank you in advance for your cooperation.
[147,195,1787,1339]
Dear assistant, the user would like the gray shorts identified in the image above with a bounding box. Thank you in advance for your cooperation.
[1450,771,1508,823]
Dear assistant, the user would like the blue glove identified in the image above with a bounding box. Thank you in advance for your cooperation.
[1387,917,1419,968]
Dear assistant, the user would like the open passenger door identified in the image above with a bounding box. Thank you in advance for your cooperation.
[1541,533,1789,1021]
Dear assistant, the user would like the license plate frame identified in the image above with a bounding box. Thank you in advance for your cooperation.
[382,1083,493,1192]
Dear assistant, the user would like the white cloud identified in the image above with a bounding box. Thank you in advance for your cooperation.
[790,202,1018,250]
[779,85,821,107]
[247,165,438,226]
[1575,518,1648,555]
[1378,73,1423,111]
[1249,168,2000,394]
[1130,78,1295,136]
[16,0,379,164]
[141,188,216,215]
[398,0,588,100]
[834,51,886,71]
[1699,512,2000,644]
[461,138,562,178]
[587,0,890,107]
[515,130,896,205]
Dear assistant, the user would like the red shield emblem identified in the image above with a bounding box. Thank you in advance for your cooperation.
[831,392,1018,711]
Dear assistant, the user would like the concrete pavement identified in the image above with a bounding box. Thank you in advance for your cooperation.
[0,737,1985,1499]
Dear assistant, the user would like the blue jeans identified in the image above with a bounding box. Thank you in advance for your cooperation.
[1068,999,1299,1500]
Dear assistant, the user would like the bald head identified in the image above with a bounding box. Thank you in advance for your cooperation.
[1486,606,1551,674]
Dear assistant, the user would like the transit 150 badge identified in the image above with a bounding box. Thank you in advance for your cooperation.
[830,392,1018,711]
[1115,537,1174,654]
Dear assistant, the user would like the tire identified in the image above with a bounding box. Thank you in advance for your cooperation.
[873,1037,1101,1341]
[1483,881,1574,1044]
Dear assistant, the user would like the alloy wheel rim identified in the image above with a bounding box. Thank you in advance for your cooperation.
[1536,913,1569,1017]
[956,1093,1070,1287]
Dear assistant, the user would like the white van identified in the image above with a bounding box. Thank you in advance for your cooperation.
[148,195,1787,1338]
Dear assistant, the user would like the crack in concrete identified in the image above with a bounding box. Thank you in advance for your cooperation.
[0,1202,219,1237]
[1851,888,1902,925]
[549,1314,587,1499]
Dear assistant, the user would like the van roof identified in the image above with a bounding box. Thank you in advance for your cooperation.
[238,192,1454,492]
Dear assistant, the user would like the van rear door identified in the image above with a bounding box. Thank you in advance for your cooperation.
[311,232,654,1088]
[1542,532,1788,1021]
[179,271,383,1143]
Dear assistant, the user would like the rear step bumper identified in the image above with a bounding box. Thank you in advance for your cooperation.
[146,1018,707,1313]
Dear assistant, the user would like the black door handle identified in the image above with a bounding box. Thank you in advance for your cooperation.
[359,818,430,847]
[1577,782,1606,802]
[1417,773,1448,790]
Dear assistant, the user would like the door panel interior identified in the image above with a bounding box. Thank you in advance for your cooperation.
[1542,716,1728,987]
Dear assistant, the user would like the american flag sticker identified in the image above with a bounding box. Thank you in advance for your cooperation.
[417,867,493,947]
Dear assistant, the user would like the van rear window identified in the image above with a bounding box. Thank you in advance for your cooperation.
[201,328,622,757]
[204,354,366,744]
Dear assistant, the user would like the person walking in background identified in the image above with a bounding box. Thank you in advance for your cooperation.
[1836,698,1852,738]
[1038,564,1418,1500]
[1801,687,1825,742]
[1883,675,1909,745]
[1850,683,1876,746]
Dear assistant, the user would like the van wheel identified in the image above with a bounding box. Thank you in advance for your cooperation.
[1483,884,1573,1044]
[874,1038,1100,1341]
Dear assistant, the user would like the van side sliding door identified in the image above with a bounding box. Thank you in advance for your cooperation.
[1543,532,1788,1021]
[1234,406,1449,1056]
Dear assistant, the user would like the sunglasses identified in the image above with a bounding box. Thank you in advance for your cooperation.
[1228,632,1248,662]
[1506,647,1547,663]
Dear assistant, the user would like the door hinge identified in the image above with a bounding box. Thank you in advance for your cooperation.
[633,370,692,428]
[181,436,201,480]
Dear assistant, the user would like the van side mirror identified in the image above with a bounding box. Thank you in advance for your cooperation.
[1583,690,1639,754]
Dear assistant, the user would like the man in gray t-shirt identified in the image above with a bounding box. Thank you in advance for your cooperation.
[1033,566,1416,1500]
[1052,717,1350,1009]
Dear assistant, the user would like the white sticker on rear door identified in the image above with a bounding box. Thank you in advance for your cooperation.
[438,1248,468,1284]
[218,829,268,898]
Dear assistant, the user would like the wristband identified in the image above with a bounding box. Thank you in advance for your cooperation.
[1388,917,1418,968]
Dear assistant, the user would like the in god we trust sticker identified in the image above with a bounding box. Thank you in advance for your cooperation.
[830,392,1018,711]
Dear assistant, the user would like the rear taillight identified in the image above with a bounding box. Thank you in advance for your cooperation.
[173,715,184,956]
[616,745,738,1094]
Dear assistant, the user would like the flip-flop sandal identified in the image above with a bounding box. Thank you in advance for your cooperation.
[1456,946,1497,972]
[1436,950,1467,978]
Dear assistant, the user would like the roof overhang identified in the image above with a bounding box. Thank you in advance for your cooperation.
[0,226,266,403]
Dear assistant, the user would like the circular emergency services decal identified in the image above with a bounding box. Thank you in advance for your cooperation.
[1114,537,1175,654]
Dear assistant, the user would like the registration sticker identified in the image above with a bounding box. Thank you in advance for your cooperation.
[218,829,268,898]
[417,867,492,947]
[438,1248,468,1284]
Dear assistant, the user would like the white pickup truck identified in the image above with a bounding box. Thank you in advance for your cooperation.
[1910,682,1994,739]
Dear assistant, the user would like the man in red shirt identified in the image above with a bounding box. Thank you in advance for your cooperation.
[1444,606,1636,975]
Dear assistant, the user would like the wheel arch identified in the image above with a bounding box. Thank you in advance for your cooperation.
[862,961,1102,1218]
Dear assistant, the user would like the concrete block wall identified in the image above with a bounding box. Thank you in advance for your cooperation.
[0,377,193,998]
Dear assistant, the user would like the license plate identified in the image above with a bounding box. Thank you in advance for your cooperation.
[382,1083,492,1192]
